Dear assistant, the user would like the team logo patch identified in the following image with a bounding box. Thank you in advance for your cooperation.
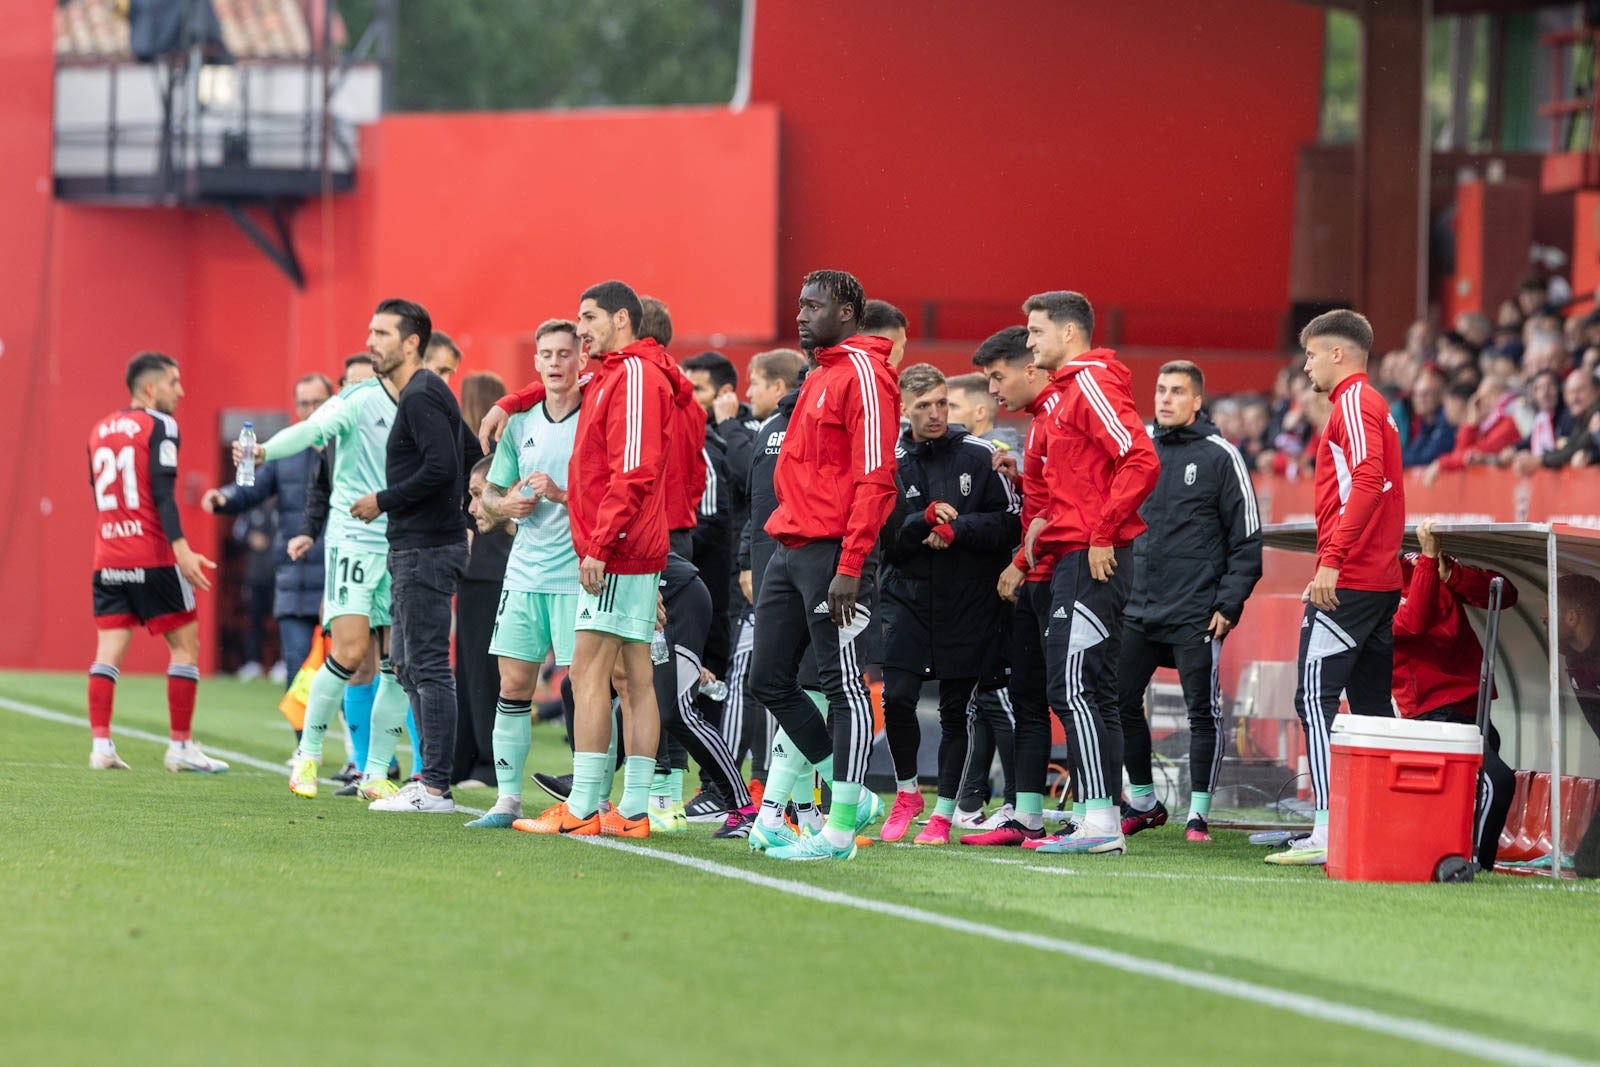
[1184,462,1197,486]
[157,440,178,468]
[959,473,972,496]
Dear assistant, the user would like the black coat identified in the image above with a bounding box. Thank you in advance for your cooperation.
[740,388,799,601]
[1126,413,1263,640]
[217,450,325,619]
[880,425,1020,678]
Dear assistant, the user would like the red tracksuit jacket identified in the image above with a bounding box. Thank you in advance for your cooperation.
[1392,553,1517,717]
[1314,373,1405,591]
[1012,382,1061,581]
[497,338,705,532]
[567,343,674,574]
[765,334,900,577]
[1035,350,1159,561]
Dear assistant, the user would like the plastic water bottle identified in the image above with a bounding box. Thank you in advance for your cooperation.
[235,422,256,487]
[650,629,670,665]
[699,679,729,701]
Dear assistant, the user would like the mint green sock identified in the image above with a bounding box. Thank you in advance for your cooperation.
[668,768,685,804]
[620,755,654,819]
[599,716,620,802]
[1187,791,1211,821]
[1127,782,1157,812]
[826,780,862,841]
[760,729,805,824]
[1315,809,1330,828]
[1073,800,1087,823]
[792,769,815,807]
[300,660,350,760]
[1313,807,1330,844]
[933,796,956,819]
[491,701,532,798]
[650,772,672,799]
[568,752,609,818]
[362,670,409,780]
[813,754,834,782]
[1015,791,1045,830]
[804,689,828,714]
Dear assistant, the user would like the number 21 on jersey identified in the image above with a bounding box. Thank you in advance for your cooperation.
[92,446,140,510]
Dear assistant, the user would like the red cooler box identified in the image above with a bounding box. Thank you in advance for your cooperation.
[1327,717,1482,882]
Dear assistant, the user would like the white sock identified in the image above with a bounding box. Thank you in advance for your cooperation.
[491,794,523,816]
[796,805,825,832]
[1085,807,1120,835]
[1016,811,1044,831]
[896,777,918,795]
[757,802,786,829]
[92,737,116,755]
[821,824,853,848]
[1126,792,1156,813]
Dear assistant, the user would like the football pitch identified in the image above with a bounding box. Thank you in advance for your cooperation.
[2,670,1596,1067]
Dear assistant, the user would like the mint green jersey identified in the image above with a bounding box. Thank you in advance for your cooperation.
[263,377,397,551]
[488,402,580,594]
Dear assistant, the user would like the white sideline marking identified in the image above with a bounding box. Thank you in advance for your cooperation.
[5,692,1595,1064]
[585,837,1595,1067]
[0,695,491,815]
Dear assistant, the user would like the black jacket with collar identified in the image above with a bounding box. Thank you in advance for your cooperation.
[1126,412,1263,640]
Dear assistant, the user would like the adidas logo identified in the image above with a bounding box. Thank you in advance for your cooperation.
[1052,607,1068,619]
[905,485,922,498]
[578,608,592,620]
[495,758,511,768]
[1302,617,1310,628]
[774,743,787,756]
[375,418,388,428]
[813,602,830,614]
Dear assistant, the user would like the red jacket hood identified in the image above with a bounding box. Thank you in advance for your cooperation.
[1050,348,1125,384]
[816,334,896,367]
[616,338,697,411]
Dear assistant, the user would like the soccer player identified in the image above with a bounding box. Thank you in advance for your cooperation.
[748,269,900,861]
[964,326,1062,847]
[878,364,1020,844]
[352,298,470,814]
[859,299,909,368]
[86,352,226,772]
[423,331,462,383]
[520,281,674,837]
[239,340,411,801]
[463,319,585,828]
[945,373,1022,453]
[1021,290,1159,856]
[1117,360,1262,843]
[1267,309,1404,867]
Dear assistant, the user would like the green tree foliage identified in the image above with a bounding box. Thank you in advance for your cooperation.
[339,0,743,111]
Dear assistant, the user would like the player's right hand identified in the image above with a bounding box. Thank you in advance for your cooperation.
[993,452,1019,483]
[230,441,266,467]
[739,569,753,603]
[286,535,314,561]
[200,489,227,513]
[1023,517,1045,569]
[478,406,508,454]
[997,563,1024,602]
[496,476,541,519]
[175,544,217,593]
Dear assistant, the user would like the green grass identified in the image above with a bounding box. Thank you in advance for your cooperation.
[2,669,1597,1066]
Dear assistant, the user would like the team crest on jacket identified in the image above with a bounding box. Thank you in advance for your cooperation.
[1184,462,1197,486]
[959,472,972,496]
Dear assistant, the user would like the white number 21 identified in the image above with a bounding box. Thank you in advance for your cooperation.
[92,446,140,511]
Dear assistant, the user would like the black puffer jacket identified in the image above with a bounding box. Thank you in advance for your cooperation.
[881,425,1019,677]
[1126,413,1263,640]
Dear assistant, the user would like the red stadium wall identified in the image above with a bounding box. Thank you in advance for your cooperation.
[748,0,1325,351]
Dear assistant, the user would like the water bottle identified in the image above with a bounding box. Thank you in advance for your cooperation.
[649,629,670,665]
[699,679,729,701]
[235,422,256,487]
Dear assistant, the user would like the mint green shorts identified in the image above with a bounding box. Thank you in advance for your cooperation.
[323,545,392,628]
[489,590,578,666]
[574,572,659,643]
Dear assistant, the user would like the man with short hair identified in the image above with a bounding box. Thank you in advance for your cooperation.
[423,331,462,383]
[352,297,471,813]
[1021,290,1159,856]
[878,364,1020,845]
[860,298,909,368]
[1267,309,1404,866]
[749,269,900,861]
[1117,360,1262,844]
[203,373,334,694]
[463,318,585,828]
[945,372,1022,453]
[962,326,1062,846]
[86,352,226,773]
[520,280,675,838]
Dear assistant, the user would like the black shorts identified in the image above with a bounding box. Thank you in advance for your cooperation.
[93,566,196,635]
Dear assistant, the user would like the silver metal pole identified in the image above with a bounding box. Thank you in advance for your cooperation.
[1547,528,1564,877]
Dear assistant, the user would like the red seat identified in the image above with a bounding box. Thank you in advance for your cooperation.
[1499,772,1550,863]
[1558,776,1600,852]
[1499,770,1531,854]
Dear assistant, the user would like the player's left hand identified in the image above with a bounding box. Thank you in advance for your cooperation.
[175,543,217,593]
[1309,565,1340,612]
[1207,611,1234,639]
[526,471,565,505]
[200,488,227,513]
[349,493,381,521]
[930,501,958,524]
[993,452,1019,483]
[713,392,741,424]
[1087,544,1116,582]
[827,572,860,628]
[580,555,607,595]
[923,530,950,549]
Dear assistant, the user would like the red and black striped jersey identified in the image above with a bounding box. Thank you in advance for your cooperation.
[88,407,184,569]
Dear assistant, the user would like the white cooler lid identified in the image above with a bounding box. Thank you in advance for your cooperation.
[1330,715,1483,755]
